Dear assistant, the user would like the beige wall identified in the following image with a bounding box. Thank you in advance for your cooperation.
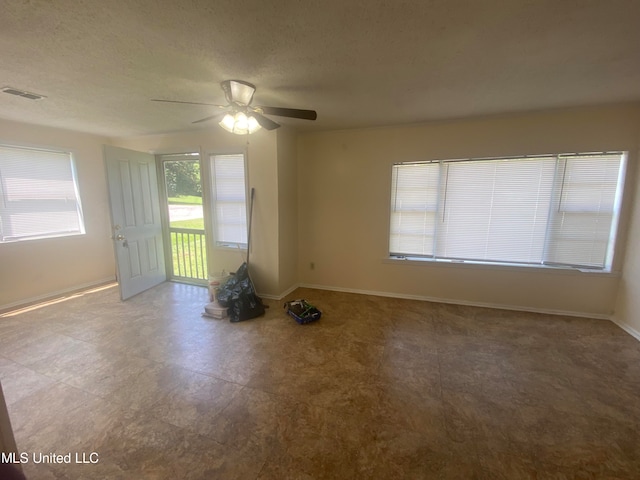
[112,127,283,296]
[3,104,639,317]
[613,119,640,338]
[297,104,640,316]
[276,127,299,294]
[0,119,115,309]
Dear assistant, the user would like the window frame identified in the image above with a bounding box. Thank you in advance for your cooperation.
[388,151,627,273]
[0,142,86,243]
[209,152,249,250]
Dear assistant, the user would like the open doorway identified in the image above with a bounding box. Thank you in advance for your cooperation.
[159,153,207,284]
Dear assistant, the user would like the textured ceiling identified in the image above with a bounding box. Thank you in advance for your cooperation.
[1,0,640,137]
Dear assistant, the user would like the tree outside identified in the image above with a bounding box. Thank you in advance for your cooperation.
[164,161,202,198]
[164,160,204,229]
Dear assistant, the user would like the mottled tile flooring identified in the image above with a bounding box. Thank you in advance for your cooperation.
[1,282,640,479]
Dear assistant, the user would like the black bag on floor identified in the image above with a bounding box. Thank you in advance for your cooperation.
[216,262,265,322]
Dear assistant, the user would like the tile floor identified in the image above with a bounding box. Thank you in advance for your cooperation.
[1,282,639,479]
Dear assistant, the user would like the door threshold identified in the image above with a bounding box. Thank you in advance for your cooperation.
[170,278,207,287]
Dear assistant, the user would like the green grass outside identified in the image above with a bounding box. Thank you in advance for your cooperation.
[170,229,207,280]
[170,217,205,229]
[167,195,206,279]
[168,205,206,279]
[168,195,202,205]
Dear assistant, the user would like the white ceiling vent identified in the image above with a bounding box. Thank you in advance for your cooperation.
[2,86,46,100]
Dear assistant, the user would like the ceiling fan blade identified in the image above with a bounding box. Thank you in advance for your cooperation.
[192,112,226,124]
[258,106,317,121]
[152,99,226,107]
[252,112,280,130]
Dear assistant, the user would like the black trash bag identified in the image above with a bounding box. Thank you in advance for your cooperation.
[216,262,265,322]
[230,291,265,323]
[216,271,241,308]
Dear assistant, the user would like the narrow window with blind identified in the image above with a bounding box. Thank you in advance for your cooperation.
[209,153,248,248]
[0,144,85,243]
[390,152,627,271]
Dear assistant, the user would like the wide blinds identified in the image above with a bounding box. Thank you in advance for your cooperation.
[210,154,247,247]
[0,145,85,242]
[438,157,555,264]
[390,152,625,270]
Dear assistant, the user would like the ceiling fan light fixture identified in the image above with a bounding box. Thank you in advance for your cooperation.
[246,115,260,133]
[220,113,236,131]
[219,111,262,135]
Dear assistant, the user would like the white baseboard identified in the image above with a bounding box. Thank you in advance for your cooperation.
[297,283,612,320]
[259,283,300,301]
[0,277,117,313]
[611,319,640,341]
[5,279,632,339]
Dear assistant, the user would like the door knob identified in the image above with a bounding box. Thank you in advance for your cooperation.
[115,234,126,241]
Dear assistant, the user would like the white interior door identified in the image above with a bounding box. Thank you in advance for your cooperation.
[104,145,166,300]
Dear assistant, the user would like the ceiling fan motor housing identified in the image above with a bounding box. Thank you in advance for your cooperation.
[222,80,256,106]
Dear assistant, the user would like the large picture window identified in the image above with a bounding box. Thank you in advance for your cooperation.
[0,144,85,243]
[390,152,626,271]
[210,153,248,248]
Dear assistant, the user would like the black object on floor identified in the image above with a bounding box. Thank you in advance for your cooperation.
[216,187,266,323]
[217,262,265,322]
[284,299,321,324]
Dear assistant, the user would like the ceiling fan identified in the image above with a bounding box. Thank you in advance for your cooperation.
[151,80,317,134]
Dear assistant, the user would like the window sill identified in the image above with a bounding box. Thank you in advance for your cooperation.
[0,231,86,244]
[382,256,621,277]
[214,243,247,252]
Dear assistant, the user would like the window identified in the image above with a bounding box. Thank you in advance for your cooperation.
[390,152,626,271]
[0,144,85,242]
[210,153,247,248]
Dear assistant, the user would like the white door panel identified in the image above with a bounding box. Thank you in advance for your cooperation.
[104,145,166,300]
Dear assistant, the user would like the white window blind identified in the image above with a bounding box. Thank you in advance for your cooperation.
[390,152,626,270]
[0,145,85,242]
[210,154,247,247]
[544,154,623,268]
[390,163,439,256]
[437,157,555,263]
